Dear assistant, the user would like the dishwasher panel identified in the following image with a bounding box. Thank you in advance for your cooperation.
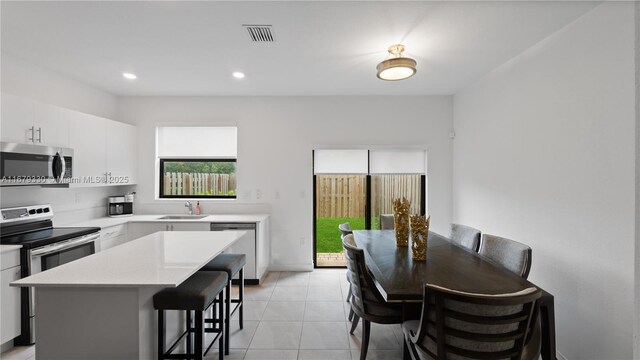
[210,223,257,282]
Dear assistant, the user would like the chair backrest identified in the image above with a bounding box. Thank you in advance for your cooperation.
[449,223,481,252]
[342,234,386,317]
[409,284,541,360]
[380,214,394,230]
[479,234,532,279]
[338,222,353,237]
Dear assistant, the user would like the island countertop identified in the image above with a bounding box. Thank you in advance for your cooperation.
[11,230,246,288]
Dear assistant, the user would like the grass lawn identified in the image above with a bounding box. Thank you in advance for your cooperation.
[316,217,365,253]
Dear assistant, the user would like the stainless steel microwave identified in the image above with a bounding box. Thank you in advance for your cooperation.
[0,142,73,186]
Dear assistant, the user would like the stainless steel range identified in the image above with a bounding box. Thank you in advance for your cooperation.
[0,204,100,345]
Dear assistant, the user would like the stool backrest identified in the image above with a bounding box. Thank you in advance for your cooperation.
[379,214,394,230]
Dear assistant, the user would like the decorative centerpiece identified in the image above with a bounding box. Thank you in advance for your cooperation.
[410,215,430,261]
[392,197,411,247]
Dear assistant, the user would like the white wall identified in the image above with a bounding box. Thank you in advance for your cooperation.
[453,3,635,359]
[118,96,453,270]
[0,53,133,225]
[635,2,640,357]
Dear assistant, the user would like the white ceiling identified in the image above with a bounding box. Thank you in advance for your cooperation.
[1,1,598,96]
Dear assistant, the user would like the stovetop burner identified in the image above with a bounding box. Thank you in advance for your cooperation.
[0,204,100,249]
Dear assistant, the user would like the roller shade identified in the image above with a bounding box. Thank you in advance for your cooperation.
[369,150,426,174]
[314,150,368,174]
[157,126,237,158]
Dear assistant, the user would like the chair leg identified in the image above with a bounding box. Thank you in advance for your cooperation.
[157,310,165,360]
[225,280,231,355]
[360,320,370,360]
[350,313,360,334]
[239,267,244,330]
[348,307,354,321]
[218,292,224,360]
[402,337,413,360]
[186,310,192,356]
[194,310,204,360]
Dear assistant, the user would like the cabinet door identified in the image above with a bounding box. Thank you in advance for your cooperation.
[69,112,107,186]
[1,93,34,143]
[128,223,168,241]
[106,121,137,185]
[170,223,210,231]
[34,103,69,148]
[1,266,22,344]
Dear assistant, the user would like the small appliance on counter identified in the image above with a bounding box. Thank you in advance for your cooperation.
[107,192,135,217]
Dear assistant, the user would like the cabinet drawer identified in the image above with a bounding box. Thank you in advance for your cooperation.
[100,224,127,240]
[1,249,20,271]
[101,234,127,251]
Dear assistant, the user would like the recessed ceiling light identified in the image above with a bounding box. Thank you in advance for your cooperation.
[232,72,245,79]
[122,72,137,80]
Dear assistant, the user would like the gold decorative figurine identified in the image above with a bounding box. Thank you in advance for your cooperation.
[410,215,430,261]
[392,197,411,247]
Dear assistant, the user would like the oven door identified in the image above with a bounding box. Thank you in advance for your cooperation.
[29,233,99,274]
[26,232,99,343]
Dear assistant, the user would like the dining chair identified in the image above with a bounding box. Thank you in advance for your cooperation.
[402,283,542,360]
[379,214,394,230]
[343,234,403,360]
[449,223,481,252]
[339,222,353,237]
[339,223,354,305]
[478,234,532,279]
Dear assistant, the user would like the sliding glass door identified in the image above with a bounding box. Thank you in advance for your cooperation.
[313,149,427,268]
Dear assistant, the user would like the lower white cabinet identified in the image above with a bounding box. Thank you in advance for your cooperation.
[100,224,128,251]
[127,222,210,241]
[1,249,22,345]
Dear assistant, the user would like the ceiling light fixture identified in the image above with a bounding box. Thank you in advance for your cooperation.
[232,72,245,79]
[376,44,417,81]
[122,72,137,80]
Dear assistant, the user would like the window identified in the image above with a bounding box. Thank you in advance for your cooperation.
[157,126,237,199]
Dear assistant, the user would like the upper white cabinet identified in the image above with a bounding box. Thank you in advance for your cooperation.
[1,93,69,147]
[107,121,137,185]
[69,112,107,186]
[2,93,137,187]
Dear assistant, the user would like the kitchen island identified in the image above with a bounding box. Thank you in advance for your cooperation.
[11,230,246,360]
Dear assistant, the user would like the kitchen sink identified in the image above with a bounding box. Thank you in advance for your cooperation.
[158,215,208,220]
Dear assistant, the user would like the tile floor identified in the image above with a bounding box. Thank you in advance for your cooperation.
[1,269,404,360]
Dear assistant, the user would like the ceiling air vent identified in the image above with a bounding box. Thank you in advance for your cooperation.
[243,25,275,42]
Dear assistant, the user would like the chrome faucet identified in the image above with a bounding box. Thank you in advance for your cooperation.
[185,201,194,215]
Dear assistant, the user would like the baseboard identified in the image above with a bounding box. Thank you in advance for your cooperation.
[268,263,314,272]
[557,350,568,360]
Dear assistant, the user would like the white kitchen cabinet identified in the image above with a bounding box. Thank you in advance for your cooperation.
[1,93,34,144]
[127,222,210,242]
[33,103,69,147]
[69,112,107,186]
[1,249,22,345]
[100,224,128,251]
[107,121,137,185]
[0,93,69,147]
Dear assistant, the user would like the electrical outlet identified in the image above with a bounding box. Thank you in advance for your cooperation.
[299,237,305,245]
[274,190,280,199]
[255,189,262,200]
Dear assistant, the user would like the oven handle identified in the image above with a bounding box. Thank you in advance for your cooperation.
[30,233,99,257]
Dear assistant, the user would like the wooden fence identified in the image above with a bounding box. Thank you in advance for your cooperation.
[315,174,422,218]
[163,172,236,196]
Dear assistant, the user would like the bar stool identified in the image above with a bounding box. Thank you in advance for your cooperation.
[153,271,228,360]
[200,253,246,355]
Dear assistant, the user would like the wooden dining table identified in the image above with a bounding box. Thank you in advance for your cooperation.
[352,229,557,360]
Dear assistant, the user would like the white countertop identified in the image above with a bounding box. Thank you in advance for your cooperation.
[0,244,22,253]
[11,230,246,288]
[70,214,270,229]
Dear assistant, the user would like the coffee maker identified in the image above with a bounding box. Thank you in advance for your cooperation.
[107,193,134,217]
